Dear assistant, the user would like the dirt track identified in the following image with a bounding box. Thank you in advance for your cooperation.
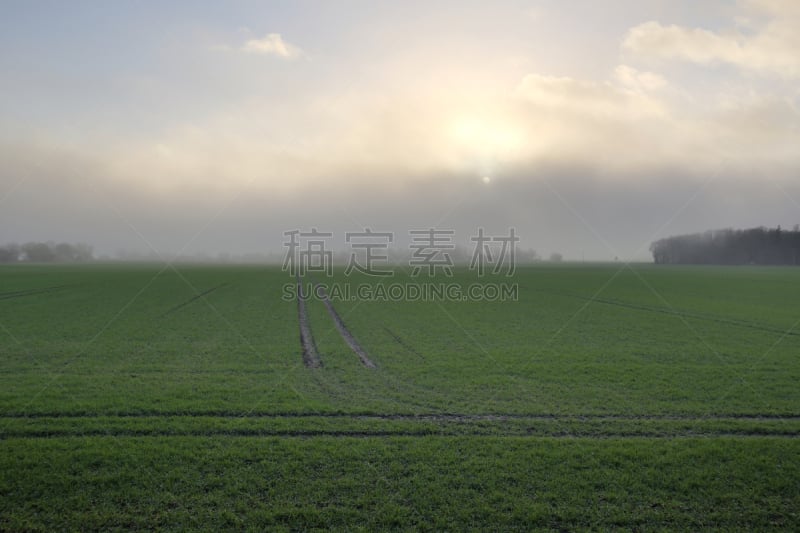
[315,282,376,368]
[297,278,322,368]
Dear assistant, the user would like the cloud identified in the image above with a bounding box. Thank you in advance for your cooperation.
[4,3,799,209]
[37,56,795,207]
[514,72,666,119]
[623,22,743,65]
[241,33,304,59]
[613,65,666,92]
[623,1,800,78]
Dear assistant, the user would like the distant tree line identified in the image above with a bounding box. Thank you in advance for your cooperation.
[0,242,94,263]
[651,226,800,265]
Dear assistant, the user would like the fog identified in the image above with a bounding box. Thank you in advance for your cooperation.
[2,141,798,262]
[2,1,799,263]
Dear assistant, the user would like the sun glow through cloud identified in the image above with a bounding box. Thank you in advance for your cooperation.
[2,1,799,259]
[449,116,524,157]
[445,114,525,178]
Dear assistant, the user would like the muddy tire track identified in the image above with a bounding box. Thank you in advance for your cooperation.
[314,282,376,368]
[297,278,322,368]
[159,283,228,317]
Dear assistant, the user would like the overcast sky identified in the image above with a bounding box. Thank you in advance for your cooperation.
[1,0,799,260]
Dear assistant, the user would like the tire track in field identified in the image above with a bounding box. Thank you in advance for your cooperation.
[297,277,322,368]
[6,412,798,420]
[314,282,376,368]
[159,283,228,317]
[0,285,73,301]
[382,326,425,360]
[4,427,799,439]
[6,414,799,438]
[528,287,800,337]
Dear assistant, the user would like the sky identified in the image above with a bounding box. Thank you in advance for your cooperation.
[1,0,799,261]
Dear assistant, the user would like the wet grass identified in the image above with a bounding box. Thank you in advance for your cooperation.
[1,436,798,531]
[1,263,799,528]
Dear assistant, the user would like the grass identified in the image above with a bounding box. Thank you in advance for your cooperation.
[2,437,798,530]
[1,262,799,529]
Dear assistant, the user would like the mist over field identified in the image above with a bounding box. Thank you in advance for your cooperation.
[2,0,800,260]
[3,3,800,530]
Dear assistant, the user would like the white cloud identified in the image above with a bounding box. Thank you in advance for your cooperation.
[74,58,798,199]
[241,33,304,59]
[614,65,667,92]
[623,1,800,78]
[624,22,742,65]
[7,2,800,201]
[515,72,665,119]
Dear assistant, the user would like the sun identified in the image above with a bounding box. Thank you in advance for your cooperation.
[482,176,491,184]
[449,116,522,157]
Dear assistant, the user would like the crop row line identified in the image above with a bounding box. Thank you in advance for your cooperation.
[159,283,228,318]
[532,287,800,337]
[3,413,800,420]
[3,429,799,439]
[0,285,72,301]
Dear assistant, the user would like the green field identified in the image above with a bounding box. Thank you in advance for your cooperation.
[1,263,799,529]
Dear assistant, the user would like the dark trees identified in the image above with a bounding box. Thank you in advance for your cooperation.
[651,226,800,265]
[0,242,93,263]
